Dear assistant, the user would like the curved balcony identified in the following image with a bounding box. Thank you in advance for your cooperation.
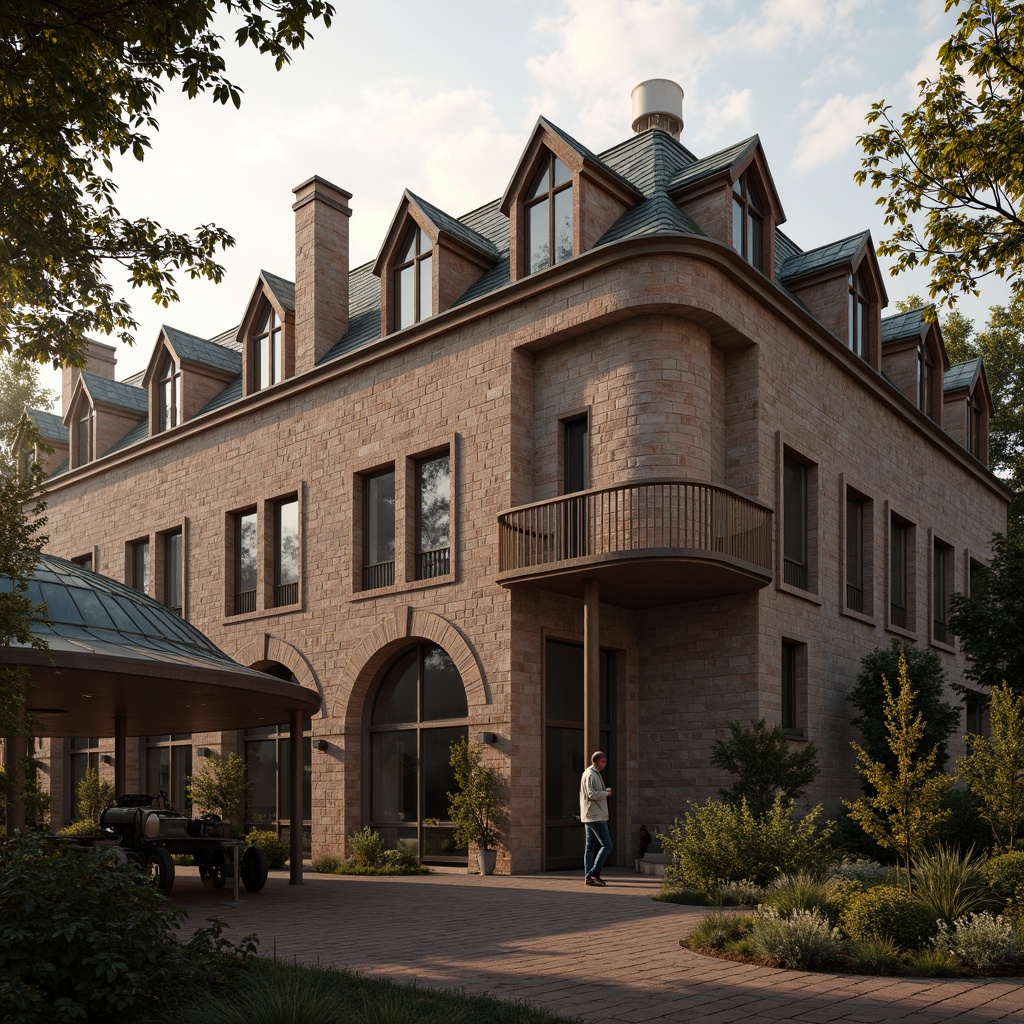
[498,479,773,608]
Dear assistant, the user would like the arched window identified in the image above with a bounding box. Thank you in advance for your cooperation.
[394,225,432,330]
[369,642,468,863]
[526,152,573,275]
[732,173,764,271]
[253,305,282,391]
[158,354,181,431]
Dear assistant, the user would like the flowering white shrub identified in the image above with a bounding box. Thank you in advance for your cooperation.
[748,907,846,969]
[932,913,1024,972]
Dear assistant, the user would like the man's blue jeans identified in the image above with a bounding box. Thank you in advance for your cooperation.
[584,820,612,877]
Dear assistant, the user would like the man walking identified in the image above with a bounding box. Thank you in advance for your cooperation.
[580,750,612,886]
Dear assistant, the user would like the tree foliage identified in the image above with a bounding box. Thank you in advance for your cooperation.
[849,638,961,777]
[185,750,251,827]
[0,355,54,469]
[0,0,334,368]
[710,718,820,817]
[958,683,1024,848]
[845,652,953,890]
[75,765,114,824]
[856,1,1024,307]
[949,531,1024,694]
[447,737,506,852]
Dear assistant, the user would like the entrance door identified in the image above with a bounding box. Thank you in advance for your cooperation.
[544,639,614,869]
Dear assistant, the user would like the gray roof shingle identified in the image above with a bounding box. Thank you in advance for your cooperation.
[881,307,930,343]
[261,270,296,312]
[667,136,759,192]
[780,231,870,282]
[27,406,67,442]
[80,372,147,414]
[163,325,242,375]
[406,192,500,261]
[944,357,983,392]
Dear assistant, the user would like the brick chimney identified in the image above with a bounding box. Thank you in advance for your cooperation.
[62,339,116,417]
[292,176,352,373]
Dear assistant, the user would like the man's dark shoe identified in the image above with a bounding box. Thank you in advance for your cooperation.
[585,876,598,886]
[591,874,607,886]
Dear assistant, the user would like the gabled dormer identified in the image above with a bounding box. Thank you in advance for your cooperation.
[881,307,950,424]
[237,271,296,397]
[64,372,146,469]
[780,232,887,369]
[500,118,642,283]
[943,358,992,464]
[668,136,785,279]
[14,406,69,479]
[142,325,242,434]
[373,191,500,337]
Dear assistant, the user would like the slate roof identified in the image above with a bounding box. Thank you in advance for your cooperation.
[881,306,930,343]
[262,270,296,312]
[944,357,983,392]
[27,406,67,442]
[780,231,870,282]
[162,325,242,375]
[81,372,147,414]
[667,136,758,192]
[407,191,500,261]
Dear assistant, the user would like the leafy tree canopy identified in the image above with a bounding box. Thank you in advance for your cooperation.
[0,354,54,468]
[709,718,820,818]
[856,1,1024,308]
[0,0,334,368]
[949,531,1024,694]
[849,638,961,777]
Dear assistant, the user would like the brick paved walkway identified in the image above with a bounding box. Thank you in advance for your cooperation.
[173,867,1023,1023]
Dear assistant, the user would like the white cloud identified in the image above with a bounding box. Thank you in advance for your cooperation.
[793,92,873,172]
[718,88,754,128]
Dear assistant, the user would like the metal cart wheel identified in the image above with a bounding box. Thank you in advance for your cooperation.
[241,846,269,893]
[146,846,175,895]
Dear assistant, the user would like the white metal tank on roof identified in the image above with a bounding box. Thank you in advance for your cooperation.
[631,79,684,140]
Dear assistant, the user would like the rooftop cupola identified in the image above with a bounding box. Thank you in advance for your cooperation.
[631,79,684,140]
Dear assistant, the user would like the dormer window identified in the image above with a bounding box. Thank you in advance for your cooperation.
[967,390,984,459]
[395,225,433,329]
[254,305,282,391]
[848,269,869,358]
[526,152,573,275]
[732,174,764,271]
[76,407,93,466]
[157,355,181,431]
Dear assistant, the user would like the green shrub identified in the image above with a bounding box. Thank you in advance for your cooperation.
[55,819,102,837]
[824,878,866,920]
[983,851,1024,902]
[713,879,764,906]
[748,908,846,969]
[849,936,903,975]
[841,885,936,949]
[829,857,892,885]
[312,854,343,873]
[906,945,959,977]
[762,871,831,916]
[933,913,1024,972]
[655,888,708,906]
[911,844,994,925]
[936,788,994,855]
[0,834,226,1024]
[688,910,742,951]
[172,853,195,866]
[347,826,387,868]
[244,828,289,870]
[660,797,834,890]
[75,766,114,824]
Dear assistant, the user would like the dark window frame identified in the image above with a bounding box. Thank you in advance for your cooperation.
[232,507,258,614]
[732,173,765,271]
[362,467,396,591]
[273,495,300,607]
[393,224,433,330]
[414,452,451,581]
[525,150,574,276]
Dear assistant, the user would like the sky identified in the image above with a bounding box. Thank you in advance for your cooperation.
[38,0,1011,401]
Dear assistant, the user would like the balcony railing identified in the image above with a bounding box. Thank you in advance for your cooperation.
[498,480,772,577]
[846,583,863,612]
[416,547,451,580]
[363,560,395,591]
[274,581,298,607]
[234,589,256,615]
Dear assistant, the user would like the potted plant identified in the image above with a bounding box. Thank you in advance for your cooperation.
[448,737,506,874]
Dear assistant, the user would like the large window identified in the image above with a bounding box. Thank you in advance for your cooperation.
[526,152,573,275]
[890,514,914,630]
[933,539,953,644]
[131,538,150,595]
[145,734,192,811]
[245,710,312,855]
[233,509,258,614]
[781,640,806,734]
[415,454,450,580]
[783,454,808,589]
[158,355,181,431]
[254,306,282,391]
[845,491,871,614]
[274,497,299,606]
[563,416,589,494]
[163,529,182,615]
[363,469,395,590]
[732,173,764,271]
[369,643,468,863]
[848,270,869,359]
[394,225,432,330]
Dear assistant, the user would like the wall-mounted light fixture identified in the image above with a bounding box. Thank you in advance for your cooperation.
[312,739,329,752]
[99,753,114,765]
[478,732,498,744]
[196,746,213,758]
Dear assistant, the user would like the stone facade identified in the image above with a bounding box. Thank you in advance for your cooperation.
[30,99,1008,873]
